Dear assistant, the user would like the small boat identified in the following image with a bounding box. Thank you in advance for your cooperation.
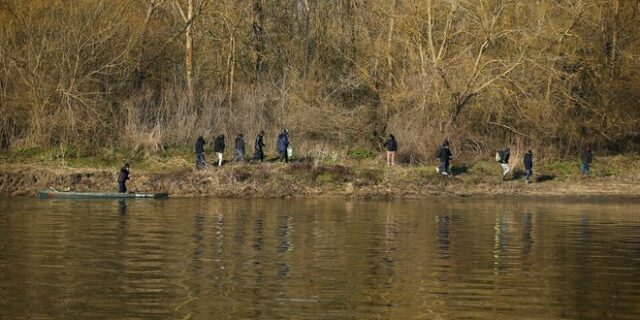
[39,190,169,199]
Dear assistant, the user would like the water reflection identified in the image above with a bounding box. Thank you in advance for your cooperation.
[118,199,127,215]
[276,214,292,277]
[436,214,450,259]
[192,211,205,261]
[493,212,510,274]
[1,198,640,320]
[522,211,533,257]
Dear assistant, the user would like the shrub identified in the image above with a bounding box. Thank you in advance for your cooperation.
[347,148,371,160]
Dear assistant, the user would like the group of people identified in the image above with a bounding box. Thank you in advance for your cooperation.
[430,139,594,183]
[195,129,291,169]
[493,145,593,182]
[116,132,596,192]
[381,133,595,184]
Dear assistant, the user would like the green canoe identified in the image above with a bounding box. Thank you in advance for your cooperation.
[39,190,169,199]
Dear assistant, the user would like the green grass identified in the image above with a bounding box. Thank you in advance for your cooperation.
[346,148,371,160]
[2,147,639,184]
[547,160,579,177]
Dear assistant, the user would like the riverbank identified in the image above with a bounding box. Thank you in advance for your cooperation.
[1,150,639,198]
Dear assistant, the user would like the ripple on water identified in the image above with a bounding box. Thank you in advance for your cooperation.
[1,198,640,319]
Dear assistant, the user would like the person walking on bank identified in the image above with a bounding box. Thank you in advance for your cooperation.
[195,136,206,170]
[436,140,452,175]
[254,130,266,162]
[523,149,533,183]
[234,134,245,161]
[581,145,593,177]
[117,163,130,193]
[213,134,225,167]
[497,147,511,180]
[277,129,290,162]
[383,134,398,166]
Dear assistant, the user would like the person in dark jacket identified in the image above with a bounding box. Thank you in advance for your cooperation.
[254,130,266,162]
[383,134,398,166]
[523,149,533,183]
[213,134,225,167]
[277,129,290,162]
[436,140,452,175]
[234,134,245,161]
[117,163,130,193]
[195,136,206,170]
[498,147,511,180]
[581,145,593,177]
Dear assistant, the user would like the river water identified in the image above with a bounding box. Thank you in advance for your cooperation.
[1,198,639,319]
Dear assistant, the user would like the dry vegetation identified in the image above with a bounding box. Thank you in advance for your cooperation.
[3,156,640,198]
[1,0,640,161]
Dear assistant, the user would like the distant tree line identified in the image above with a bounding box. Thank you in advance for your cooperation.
[1,0,639,160]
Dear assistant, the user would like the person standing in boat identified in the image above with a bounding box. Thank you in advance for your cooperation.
[118,163,130,193]
[195,136,206,170]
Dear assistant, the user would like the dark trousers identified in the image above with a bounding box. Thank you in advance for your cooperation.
[439,161,450,174]
[254,149,264,161]
[196,153,206,169]
[279,150,289,162]
[118,181,127,193]
[234,149,245,161]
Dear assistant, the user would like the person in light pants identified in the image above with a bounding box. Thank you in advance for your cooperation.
[498,147,511,180]
[213,134,225,167]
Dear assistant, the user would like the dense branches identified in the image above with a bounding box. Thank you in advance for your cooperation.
[1,0,639,158]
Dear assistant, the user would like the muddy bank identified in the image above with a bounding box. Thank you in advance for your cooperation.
[2,163,640,199]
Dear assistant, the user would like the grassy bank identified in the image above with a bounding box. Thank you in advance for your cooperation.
[1,148,639,198]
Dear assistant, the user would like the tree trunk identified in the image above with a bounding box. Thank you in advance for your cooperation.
[185,0,194,107]
[252,0,265,82]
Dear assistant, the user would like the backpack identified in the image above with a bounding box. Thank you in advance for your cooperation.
[495,151,501,162]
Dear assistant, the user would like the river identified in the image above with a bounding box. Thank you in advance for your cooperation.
[1,198,639,319]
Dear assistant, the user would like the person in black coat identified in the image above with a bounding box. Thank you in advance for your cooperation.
[213,134,225,167]
[523,149,533,183]
[436,140,452,175]
[117,163,130,193]
[254,130,266,162]
[234,134,245,161]
[383,134,398,166]
[581,145,593,177]
[195,136,206,170]
[277,129,290,162]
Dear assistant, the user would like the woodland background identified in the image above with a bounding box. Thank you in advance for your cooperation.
[1,0,639,162]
